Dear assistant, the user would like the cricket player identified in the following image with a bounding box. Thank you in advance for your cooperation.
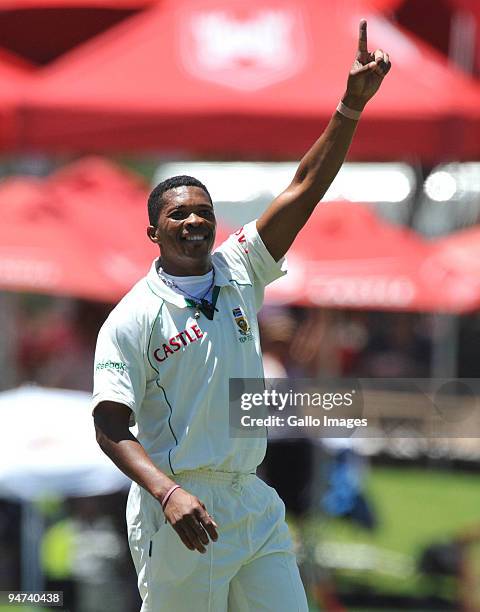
[93,20,390,611]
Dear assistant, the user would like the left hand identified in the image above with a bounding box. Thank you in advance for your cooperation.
[345,19,391,108]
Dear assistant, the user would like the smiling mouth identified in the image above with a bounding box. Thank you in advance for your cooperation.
[183,235,208,242]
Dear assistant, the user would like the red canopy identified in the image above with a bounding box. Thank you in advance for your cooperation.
[0,157,233,302]
[2,156,480,311]
[19,0,480,161]
[265,203,480,313]
[0,50,32,150]
[428,226,480,312]
[0,1,155,65]
[0,0,154,5]
[363,0,403,10]
[393,0,480,79]
[0,158,156,301]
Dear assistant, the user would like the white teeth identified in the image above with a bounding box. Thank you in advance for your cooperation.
[185,236,205,241]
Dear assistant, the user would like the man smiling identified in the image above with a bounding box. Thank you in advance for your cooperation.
[93,20,390,611]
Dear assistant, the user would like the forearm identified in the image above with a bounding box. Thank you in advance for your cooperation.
[94,402,218,552]
[96,426,176,501]
[258,20,390,261]
[292,93,365,206]
[257,94,365,260]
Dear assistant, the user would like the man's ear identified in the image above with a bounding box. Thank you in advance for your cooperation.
[147,225,159,244]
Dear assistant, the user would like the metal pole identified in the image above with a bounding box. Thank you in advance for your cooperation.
[0,292,17,391]
[431,313,458,380]
[20,501,44,592]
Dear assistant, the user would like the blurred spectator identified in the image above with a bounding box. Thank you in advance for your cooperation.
[40,494,140,612]
[68,496,134,612]
[321,444,377,531]
[289,308,341,377]
[41,502,76,610]
[419,524,480,612]
[259,307,316,517]
[352,313,431,377]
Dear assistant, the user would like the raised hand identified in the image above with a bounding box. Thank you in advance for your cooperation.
[346,19,391,106]
[163,487,219,553]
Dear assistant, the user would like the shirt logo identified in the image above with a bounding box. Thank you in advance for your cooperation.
[234,227,249,253]
[153,323,204,363]
[232,307,254,343]
[95,360,127,372]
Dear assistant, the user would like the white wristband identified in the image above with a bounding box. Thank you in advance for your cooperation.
[336,101,362,121]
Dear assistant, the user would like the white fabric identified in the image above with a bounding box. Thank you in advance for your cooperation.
[0,385,129,500]
[92,220,287,476]
[92,221,307,610]
[159,268,214,302]
[127,470,308,612]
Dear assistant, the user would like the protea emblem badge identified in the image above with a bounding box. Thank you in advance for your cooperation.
[232,306,254,342]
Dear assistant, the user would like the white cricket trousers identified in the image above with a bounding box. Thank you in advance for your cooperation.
[127,470,309,611]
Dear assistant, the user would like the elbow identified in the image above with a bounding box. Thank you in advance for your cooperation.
[93,401,133,448]
[93,413,130,449]
[94,421,108,450]
[288,179,329,207]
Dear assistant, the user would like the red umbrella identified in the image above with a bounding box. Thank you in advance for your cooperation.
[265,202,480,312]
[19,0,480,161]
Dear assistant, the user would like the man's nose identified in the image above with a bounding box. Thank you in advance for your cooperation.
[185,212,203,226]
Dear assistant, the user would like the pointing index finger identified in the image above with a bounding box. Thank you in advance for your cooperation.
[358,19,368,53]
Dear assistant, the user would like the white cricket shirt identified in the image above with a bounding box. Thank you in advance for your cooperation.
[92,221,286,475]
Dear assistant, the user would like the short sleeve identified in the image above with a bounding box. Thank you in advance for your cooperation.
[215,220,287,310]
[92,314,146,426]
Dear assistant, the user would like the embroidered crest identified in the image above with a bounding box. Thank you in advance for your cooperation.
[232,307,254,342]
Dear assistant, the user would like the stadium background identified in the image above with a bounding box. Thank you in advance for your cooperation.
[0,0,480,610]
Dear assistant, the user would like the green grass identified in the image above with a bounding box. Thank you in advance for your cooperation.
[296,466,480,606]
[329,467,480,554]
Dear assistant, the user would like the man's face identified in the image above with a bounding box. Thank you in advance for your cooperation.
[148,186,216,274]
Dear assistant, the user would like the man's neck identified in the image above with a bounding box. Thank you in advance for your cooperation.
[158,257,212,277]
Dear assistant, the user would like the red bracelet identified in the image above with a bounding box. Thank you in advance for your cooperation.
[162,484,181,511]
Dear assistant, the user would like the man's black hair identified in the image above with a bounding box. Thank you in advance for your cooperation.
[148,175,213,226]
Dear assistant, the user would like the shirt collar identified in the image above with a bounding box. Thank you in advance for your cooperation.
[146,257,231,307]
